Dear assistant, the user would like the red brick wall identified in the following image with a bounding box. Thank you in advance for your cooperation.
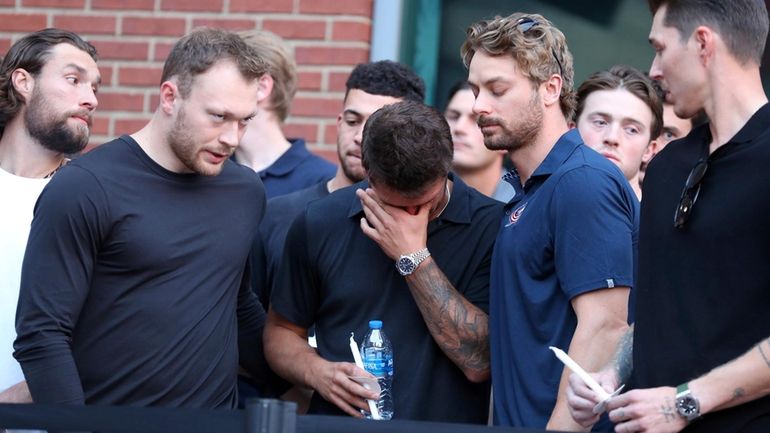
[0,0,374,161]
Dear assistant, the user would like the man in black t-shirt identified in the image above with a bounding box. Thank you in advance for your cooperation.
[567,1,770,432]
[265,101,500,423]
[14,29,270,408]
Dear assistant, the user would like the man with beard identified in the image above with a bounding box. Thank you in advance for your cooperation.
[14,28,270,408]
[0,28,99,404]
[463,12,638,431]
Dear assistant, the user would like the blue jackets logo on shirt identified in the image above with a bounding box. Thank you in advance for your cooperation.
[505,202,527,227]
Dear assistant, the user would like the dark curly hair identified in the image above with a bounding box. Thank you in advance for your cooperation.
[0,28,97,135]
[345,60,425,103]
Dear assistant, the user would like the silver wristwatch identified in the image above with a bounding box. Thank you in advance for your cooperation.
[395,248,431,276]
[675,382,701,422]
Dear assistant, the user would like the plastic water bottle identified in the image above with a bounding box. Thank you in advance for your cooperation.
[360,320,394,420]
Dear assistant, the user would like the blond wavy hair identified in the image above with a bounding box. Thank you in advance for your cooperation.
[461,12,576,120]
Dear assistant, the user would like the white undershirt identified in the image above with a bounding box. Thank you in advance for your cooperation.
[0,167,49,390]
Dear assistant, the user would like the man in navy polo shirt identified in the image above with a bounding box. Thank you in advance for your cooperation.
[264,100,500,423]
[244,61,425,403]
[255,61,425,310]
[463,12,638,431]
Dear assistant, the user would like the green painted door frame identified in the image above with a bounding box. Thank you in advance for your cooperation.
[400,0,442,105]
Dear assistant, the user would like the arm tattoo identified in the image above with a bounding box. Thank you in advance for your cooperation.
[613,326,634,383]
[405,259,489,375]
[733,388,746,401]
[759,338,770,369]
[660,396,677,422]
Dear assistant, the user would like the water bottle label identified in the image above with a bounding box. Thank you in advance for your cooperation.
[363,354,393,377]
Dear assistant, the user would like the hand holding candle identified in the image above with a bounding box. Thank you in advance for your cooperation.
[549,346,624,413]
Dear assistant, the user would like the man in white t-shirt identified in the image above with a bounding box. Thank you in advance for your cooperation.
[0,28,100,402]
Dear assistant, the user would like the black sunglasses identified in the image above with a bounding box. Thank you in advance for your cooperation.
[673,158,709,229]
[515,17,564,78]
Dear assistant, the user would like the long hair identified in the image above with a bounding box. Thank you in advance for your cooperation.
[0,28,97,134]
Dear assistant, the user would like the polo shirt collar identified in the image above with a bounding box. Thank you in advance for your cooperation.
[530,128,583,179]
[717,102,770,145]
[683,103,770,159]
[346,172,472,224]
[261,138,309,177]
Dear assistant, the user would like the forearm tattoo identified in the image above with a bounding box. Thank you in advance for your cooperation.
[614,326,634,383]
[406,259,489,374]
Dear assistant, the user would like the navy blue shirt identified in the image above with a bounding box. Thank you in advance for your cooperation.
[252,181,329,308]
[258,138,336,199]
[490,129,638,428]
[272,175,501,423]
[233,138,330,400]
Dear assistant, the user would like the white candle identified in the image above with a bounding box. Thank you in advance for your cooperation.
[548,346,610,400]
[350,333,365,367]
[350,333,381,420]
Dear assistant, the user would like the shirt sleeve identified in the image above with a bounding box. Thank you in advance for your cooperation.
[13,165,111,404]
[550,167,638,299]
[269,211,319,329]
[237,258,268,372]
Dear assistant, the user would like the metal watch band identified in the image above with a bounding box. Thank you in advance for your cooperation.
[395,248,431,276]
[411,248,431,267]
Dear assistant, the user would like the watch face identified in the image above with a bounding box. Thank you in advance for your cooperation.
[676,395,699,417]
[397,256,417,275]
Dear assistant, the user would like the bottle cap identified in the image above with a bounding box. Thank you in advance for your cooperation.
[369,320,383,329]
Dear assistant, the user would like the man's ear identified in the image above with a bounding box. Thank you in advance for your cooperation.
[541,74,563,108]
[643,139,660,164]
[159,81,179,115]
[693,25,716,66]
[11,68,34,101]
[257,74,274,106]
